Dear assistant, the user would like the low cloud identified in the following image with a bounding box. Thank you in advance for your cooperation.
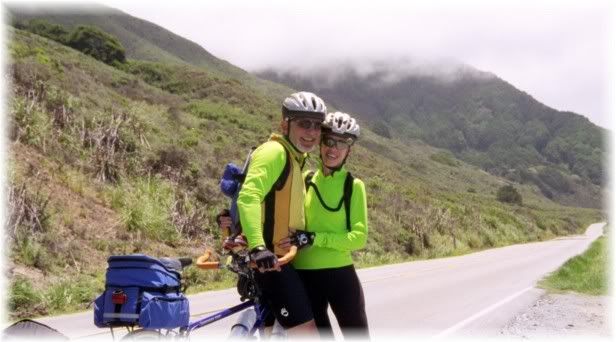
[68,0,614,128]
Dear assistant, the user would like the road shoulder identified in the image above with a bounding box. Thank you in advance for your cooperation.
[499,292,610,339]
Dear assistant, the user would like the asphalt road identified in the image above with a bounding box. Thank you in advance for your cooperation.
[33,222,605,340]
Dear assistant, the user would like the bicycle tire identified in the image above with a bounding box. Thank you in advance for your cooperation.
[121,329,164,341]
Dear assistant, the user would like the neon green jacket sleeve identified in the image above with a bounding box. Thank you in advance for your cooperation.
[237,141,286,250]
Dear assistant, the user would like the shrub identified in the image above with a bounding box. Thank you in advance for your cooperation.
[171,193,208,241]
[14,236,51,271]
[112,178,178,243]
[430,151,459,167]
[496,184,523,205]
[8,181,56,271]
[21,19,70,44]
[150,146,189,172]
[67,26,126,65]
[9,277,44,319]
[44,278,100,312]
[10,92,53,148]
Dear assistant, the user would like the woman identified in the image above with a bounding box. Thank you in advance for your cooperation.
[283,111,369,339]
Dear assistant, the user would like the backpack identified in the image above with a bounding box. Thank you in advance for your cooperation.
[220,144,290,236]
[220,148,254,237]
[304,171,355,231]
[93,255,189,329]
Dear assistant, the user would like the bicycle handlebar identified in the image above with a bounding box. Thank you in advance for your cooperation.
[195,245,298,270]
[275,245,298,266]
[195,251,219,269]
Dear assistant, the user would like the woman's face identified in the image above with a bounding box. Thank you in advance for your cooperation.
[320,134,353,169]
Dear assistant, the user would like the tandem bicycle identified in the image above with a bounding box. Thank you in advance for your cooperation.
[93,242,297,340]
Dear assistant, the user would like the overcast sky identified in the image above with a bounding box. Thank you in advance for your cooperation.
[10,0,614,129]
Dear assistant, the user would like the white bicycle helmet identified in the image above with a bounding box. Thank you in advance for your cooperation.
[282,91,327,121]
[322,112,360,139]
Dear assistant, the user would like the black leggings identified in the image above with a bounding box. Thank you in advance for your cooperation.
[297,265,369,340]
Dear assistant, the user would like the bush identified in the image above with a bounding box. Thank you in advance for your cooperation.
[67,26,126,65]
[20,19,70,44]
[430,151,459,167]
[9,277,44,319]
[150,146,189,173]
[496,184,523,205]
[111,178,178,243]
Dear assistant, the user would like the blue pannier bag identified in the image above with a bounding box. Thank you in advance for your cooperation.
[93,254,189,329]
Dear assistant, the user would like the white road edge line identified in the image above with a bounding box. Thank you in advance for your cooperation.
[432,286,534,339]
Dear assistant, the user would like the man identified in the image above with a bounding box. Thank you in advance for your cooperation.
[236,91,326,337]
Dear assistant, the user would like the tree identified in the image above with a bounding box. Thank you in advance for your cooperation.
[496,184,522,205]
[67,26,126,65]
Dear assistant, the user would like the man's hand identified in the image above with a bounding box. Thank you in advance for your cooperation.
[289,231,315,250]
[249,246,280,273]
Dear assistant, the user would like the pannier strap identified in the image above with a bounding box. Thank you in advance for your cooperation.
[105,285,181,293]
[103,313,140,319]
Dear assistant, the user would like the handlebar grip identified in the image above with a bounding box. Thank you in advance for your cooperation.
[277,245,297,266]
[196,251,220,269]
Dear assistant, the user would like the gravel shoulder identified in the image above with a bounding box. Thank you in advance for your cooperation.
[500,292,611,339]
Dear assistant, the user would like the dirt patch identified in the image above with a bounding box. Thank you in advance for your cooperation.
[500,292,610,339]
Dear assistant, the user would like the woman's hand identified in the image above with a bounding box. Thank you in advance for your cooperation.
[278,230,315,250]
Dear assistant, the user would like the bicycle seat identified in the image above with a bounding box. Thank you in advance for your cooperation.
[159,257,192,273]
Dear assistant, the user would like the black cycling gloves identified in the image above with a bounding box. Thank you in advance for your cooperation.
[249,246,277,271]
[290,231,315,249]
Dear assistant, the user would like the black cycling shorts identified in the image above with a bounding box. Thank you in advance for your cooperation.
[254,264,313,328]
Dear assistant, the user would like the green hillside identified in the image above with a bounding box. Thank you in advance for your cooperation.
[258,64,606,208]
[5,4,292,101]
[6,4,234,73]
[5,17,602,321]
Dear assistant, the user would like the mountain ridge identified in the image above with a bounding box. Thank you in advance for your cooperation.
[257,62,605,207]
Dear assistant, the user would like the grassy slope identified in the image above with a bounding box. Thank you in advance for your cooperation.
[539,235,609,295]
[5,27,603,320]
[5,4,293,103]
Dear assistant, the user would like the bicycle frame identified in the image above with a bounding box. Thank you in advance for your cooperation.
[183,298,267,335]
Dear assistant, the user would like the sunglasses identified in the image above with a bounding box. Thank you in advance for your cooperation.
[294,119,322,131]
[322,136,354,149]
